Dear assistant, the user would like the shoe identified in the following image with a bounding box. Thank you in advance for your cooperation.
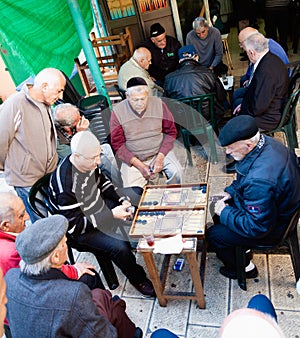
[134,327,143,338]
[222,160,236,174]
[133,278,156,298]
[219,266,258,279]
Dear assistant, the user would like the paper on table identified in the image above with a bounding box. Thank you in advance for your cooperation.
[153,234,184,254]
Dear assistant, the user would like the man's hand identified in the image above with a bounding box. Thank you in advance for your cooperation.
[112,204,131,221]
[214,199,227,216]
[73,262,96,278]
[76,116,89,132]
[151,153,165,174]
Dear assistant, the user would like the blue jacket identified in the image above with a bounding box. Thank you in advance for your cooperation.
[220,135,300,240]
[5,268,117,338]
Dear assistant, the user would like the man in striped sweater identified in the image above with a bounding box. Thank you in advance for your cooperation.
[49,130,155,297]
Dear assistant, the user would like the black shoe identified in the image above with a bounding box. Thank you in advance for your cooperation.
[222,160,236,173]
[133,278,156,298]
[134,327,143,338]
[219,266,258,279]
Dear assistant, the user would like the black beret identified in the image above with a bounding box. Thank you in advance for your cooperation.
[218,115,258,146]
[150,23,165,37]
[16,215,69,264]
[126,77,148,89]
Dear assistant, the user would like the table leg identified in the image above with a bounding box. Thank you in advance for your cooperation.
[142,251,167,307]
[186,252,206,309]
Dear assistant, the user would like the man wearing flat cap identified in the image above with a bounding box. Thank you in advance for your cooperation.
[111,77,183,188]
[4,215,141,338]
[207,115,300,280]
[140,23,181,86]
[164,45,227,122]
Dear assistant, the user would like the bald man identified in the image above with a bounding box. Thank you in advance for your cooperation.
[233,27,289,109]
[0,68,66,222]
[49,130,155,297]
[118,47,164,96]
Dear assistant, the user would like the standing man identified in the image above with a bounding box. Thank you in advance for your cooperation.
[118,47,163,96]
[49,130,155,297]
[207,116,300,280]
[140,23,181,87]
[186,17,228,77]
[0,68,66,222]
[110,77,183,188]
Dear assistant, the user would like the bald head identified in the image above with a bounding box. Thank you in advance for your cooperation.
[71,130,100,155]
[0,192,28,233]
[238,27,258,44]
[53,103,80,128]
[133,47,152,70]
[30,68,66,105]
[0,192,21,222]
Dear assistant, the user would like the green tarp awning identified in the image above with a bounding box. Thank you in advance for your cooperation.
[0,0,93,85]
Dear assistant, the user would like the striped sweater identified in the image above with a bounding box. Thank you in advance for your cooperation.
[49,156,122,238]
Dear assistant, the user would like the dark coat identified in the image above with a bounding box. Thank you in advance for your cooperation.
[164,59,227,120]
[240,52,289,131]
[5,268,117,338]
[140,35,181,83]
[221,135,300,240]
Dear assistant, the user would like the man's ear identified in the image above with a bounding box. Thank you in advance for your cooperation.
[0,220,10,232]
[50,250,60,265]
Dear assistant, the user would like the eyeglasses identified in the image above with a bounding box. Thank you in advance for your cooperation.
[76,150,101,162]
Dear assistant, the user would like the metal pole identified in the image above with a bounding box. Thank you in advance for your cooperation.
[66,0,111,104]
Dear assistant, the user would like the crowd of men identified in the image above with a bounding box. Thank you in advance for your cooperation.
[0,14,299,338]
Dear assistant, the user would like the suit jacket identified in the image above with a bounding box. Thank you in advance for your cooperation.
[240,52,289,131]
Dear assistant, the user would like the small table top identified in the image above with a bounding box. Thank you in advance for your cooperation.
[129,183,208,239]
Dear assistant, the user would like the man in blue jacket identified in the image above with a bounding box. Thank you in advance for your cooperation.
[207,116,300,279]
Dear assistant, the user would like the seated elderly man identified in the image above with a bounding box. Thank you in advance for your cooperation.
[4,215,142,338]
[207,116,300,279]
[118,47,164,96]
[164,45,227,123]
[110,77,183,188]
[48,130,155,297]
[140,23,181,86]
[186,17,228,77]
[53,103,123,187]
[0,192,105,338]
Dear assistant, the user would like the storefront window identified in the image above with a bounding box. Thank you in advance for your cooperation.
[106,0,136,19]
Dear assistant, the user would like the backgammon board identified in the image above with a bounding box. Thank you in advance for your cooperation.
[129,183,208,238]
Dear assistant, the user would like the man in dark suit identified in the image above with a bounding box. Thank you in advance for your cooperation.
[234,32,289,131]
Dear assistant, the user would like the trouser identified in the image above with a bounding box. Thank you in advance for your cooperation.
[92,289,136,338]
[76,229,147,285]
[15,186,41,223]
[207,200,283,270]
[247,294,278,322]
[121,150,183,188]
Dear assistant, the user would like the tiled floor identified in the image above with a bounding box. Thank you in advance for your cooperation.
[1,22,300,338]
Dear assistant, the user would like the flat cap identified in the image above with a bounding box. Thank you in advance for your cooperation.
[126,77,148,89]
[218,115,258,146]
[150,23,165,37]
[16,215,69,264]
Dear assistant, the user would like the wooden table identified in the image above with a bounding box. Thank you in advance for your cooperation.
[137,237,206,308]
[130,184,208,308]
